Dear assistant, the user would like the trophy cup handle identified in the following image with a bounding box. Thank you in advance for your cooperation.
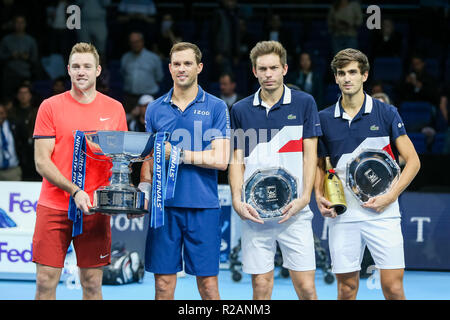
[129,153,154,163]
[80,149,111,162]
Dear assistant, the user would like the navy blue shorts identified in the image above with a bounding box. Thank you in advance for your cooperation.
[145,207,221,276]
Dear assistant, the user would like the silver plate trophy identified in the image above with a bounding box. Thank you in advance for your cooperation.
[85,131,155,215]
[346,149,400,203]
[243,167,298,219]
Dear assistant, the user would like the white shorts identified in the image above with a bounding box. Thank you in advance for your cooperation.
[241,213,316,274]
[328,218,405,274]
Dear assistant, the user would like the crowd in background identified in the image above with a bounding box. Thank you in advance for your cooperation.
[0,0,449,183]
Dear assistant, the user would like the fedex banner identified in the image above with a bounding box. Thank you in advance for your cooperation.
[0,181,77,280]
[0,182,40,230]
[0,181,41,279]
[1,181,449,281]
[0,182,238,279]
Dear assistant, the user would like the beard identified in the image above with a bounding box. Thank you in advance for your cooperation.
[341,83,363,97]
[261,79,283,93]
[73,78,95,92]
[175,75,196,89]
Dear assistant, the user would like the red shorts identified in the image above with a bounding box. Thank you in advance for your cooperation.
[32,204,111,268]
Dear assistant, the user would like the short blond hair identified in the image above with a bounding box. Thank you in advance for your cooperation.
[250,41,287,68]
[69,42,100,66]
[169,42,202,64]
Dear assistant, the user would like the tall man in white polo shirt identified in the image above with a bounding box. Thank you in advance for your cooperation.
[314,48,420,300]
[229,41,322,300]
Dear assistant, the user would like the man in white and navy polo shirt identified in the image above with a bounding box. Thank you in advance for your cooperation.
[229,41,322,300]
[315,48,420,300]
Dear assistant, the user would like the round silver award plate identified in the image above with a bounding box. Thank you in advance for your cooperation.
[346,149,400,203]
[243,167,298,219]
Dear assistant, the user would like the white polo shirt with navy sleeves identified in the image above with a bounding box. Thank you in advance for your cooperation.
[230,85,322,220]
[318,93,407,223]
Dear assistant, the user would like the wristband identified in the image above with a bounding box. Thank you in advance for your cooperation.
[179,148,185,164]
[72,188,81,199]
[178,148,184,164]
[138,181,151,201]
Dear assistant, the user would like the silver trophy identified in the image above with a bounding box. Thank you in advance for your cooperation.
[346,149,400,203]
[243,167,298,219]
[85,130,155,215]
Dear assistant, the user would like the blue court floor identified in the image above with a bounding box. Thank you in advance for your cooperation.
[0,268,449,300]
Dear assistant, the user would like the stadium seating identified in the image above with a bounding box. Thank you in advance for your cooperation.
[31,80,53,99]
[431,133,447,154]
[372,57,403,83]
[424,58,440,80]
[435,108,449,133]
[399,101,434,132]
[282,20,303,50]
[208,81,220,97]
[177,20,197,43]
[246,20,264,41]
[303,40,331,61]
[445,58,450,84]
[311,56,327,77]
[107,59,124,101]
[408,132,428,154]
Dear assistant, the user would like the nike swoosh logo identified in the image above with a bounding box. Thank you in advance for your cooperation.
[100,254,109,259]
[100,117,110,121]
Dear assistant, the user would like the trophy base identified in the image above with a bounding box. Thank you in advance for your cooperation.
[89,206,147,216]
[90,188,147,216]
